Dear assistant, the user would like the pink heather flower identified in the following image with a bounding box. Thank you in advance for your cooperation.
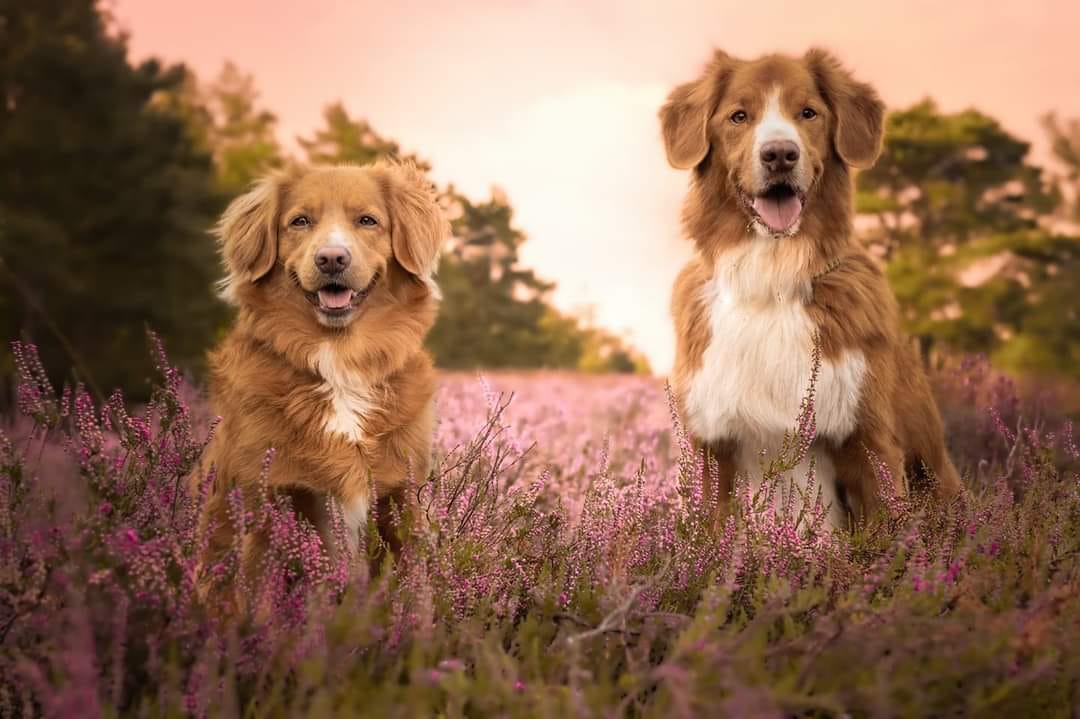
[437,658,465,672]
[5,339,1079,714]
[990,407,1015,445]
[940,561,963,585]
[1062,422,1078,461]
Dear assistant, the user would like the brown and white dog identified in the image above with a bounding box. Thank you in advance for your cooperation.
[194,161,448,581]
[661,49,962,527]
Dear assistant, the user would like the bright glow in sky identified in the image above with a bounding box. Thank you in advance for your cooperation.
[114,0,1080,374]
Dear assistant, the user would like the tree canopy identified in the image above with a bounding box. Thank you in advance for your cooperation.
[857,100,1059,254]
[299,102,428,170]
[0,1,645,406]
[0,0,223,400]
[0,0,1072,398]
[1042,112,1080,223]
[856,100,1078,380]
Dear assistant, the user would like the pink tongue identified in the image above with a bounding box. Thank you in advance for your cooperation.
[318,287,354,310]
[753,193,803,231]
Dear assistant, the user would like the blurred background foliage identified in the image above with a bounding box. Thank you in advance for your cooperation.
[0,0,647,403]
[856,100,1079,380]
[0,0,1075,403]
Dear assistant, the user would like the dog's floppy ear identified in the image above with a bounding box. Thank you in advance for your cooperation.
[374,160,448,281]
[216,171,284,296]
[659,50,737,170]
[805,48,886,170]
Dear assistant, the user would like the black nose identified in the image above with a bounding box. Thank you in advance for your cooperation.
[760,140,800,174]
[314,246,351,274]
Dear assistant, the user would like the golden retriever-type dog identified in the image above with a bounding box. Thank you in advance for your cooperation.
[193,160,448,591]
[661,48,962,527]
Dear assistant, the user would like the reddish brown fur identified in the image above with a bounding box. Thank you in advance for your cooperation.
[192,161,448,600]
[663,49,962,523]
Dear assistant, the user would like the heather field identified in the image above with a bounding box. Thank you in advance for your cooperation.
[2,342,1079,718]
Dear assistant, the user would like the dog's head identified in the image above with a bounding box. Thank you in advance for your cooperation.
[217,161,447,329]
[660,48,884,239]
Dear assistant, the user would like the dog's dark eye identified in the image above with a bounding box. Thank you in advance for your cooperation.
[356,215,378,227]
[801,107,817,120]
[730,110,748,125]
[289,215,311,228]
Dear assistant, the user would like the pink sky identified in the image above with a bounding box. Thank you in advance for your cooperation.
[114,0,1080,374]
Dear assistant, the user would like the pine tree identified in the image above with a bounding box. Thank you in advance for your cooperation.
[856,101,1077,379]
[0,0,223,399]
[299,102,428,169]
[204,62,283,196]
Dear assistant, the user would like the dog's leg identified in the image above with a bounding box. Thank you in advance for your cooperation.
[700,438,738,530]
[895,379,964,502]
[373,488,406,568]
[193,486,238,612]
[829,406,906,524]
[902,432,963,504]
[339,492,370,556]
[361,402,435,562]
[365,447,426,571]
[888,343,965,504]
[922,441,963,502]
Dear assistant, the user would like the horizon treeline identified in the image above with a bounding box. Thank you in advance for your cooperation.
[1,0,1077,404]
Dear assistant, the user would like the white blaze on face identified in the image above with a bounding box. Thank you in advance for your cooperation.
[749,88,808,235]
[753,88,801,167]
[325,225,350,248]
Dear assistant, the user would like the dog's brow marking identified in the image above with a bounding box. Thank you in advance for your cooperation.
[326,226,350,248]
[314,343,371,444]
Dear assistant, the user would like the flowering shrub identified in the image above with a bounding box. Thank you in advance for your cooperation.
[1,339,1078,717]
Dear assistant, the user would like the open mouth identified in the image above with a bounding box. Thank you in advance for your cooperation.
[304,272,381,318]
[743,182,805,234]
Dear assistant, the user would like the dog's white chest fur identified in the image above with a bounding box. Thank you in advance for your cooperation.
[683,241,866,524]
[310,344,373,552]
[313,343,372,444]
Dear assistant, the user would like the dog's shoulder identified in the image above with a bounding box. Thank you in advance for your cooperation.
[670,257,715,388]
[671,257,712,323]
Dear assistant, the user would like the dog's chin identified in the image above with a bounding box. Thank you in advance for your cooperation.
[314,307,357,329]
[299,271,381,329]
[739,181,808,239]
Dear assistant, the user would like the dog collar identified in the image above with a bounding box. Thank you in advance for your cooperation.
[812,257,843,283]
